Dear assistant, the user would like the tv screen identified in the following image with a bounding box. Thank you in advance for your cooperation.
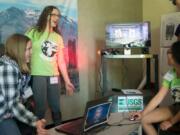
[105,22,151,48]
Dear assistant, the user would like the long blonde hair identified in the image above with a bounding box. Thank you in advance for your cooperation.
[5,34,31,74]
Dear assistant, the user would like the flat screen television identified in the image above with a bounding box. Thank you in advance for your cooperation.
[105,22,151,49]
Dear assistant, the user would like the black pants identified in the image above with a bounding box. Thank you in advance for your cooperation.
[32,76,62,126]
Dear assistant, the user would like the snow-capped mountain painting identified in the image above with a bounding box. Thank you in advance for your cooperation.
[0,0,79,92]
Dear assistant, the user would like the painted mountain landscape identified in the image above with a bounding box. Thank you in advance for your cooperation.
[0,5,79,92]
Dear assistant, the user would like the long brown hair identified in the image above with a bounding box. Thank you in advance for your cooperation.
[36,5,61,35]
[5,34,31,74]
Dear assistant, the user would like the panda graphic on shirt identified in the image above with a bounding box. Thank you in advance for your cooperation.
[41,40,58,58]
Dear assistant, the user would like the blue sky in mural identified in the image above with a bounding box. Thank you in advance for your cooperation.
[0,0,78,45]
[0,0,77,22]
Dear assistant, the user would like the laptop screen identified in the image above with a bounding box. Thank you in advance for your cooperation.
[84,102,112,132]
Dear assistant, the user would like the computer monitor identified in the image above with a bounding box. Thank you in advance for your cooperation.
[105,22,151,49]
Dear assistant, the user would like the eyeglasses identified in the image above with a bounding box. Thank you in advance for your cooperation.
[49,13,61,18]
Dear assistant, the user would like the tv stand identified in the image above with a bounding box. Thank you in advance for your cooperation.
[123,47,149,55]
[101,53,159,96]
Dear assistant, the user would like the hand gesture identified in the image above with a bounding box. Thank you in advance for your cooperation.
[36,119,49,135]
[160,120,173,131]
[65,82,75,96]
[129,111,142,121]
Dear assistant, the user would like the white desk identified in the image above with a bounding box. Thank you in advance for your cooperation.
[48,113,142,135]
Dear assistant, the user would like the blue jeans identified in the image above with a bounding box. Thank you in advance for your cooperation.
[0,119,21,135]
[32,76,61,125]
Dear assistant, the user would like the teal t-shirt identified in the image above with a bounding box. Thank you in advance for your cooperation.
[25,28,64,76]
[162,68,180,103]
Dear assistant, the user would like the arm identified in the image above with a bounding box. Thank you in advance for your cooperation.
[142,86,169,116]
[58,48,71,84]
[5,65,47,134]
[132,86,169,119]
[170,111,180,125]
[132,69,174,119]
[12,99,37,126]
[160,111,180,130]
[3,65,37,126]
[12,101,47,134]
[57,37,74,95]
[3,64,36,126]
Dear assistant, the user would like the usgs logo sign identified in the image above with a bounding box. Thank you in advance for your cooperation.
[118,96,143,112]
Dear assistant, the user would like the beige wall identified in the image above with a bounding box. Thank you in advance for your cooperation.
[142,0,177,83]
[80,0,143,99]
[143,0,177,54]
[60,0,142,121]
[57,0,178,121]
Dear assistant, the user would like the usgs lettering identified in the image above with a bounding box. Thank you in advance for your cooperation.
[118,96,143,112]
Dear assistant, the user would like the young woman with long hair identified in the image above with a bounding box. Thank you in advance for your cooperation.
[26,5,74,126]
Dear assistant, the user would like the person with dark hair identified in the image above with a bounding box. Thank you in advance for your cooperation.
[131,41,180,135]
[175,24,180,41]
[171,0,180,7]
[25,5,74,126]
[0,34,47,135]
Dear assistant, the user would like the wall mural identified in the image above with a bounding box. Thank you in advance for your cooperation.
[0,0,79,93]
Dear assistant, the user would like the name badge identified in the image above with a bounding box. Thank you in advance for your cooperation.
[164,72,174,81]
[50,77,58,84]
[23,87,33,99]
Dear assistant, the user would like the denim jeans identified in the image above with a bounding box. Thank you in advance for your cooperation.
[0,118,21,135]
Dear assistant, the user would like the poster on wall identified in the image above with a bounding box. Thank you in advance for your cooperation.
[0,0,79,93]
[160,12,180,86]
[160,12,180,47]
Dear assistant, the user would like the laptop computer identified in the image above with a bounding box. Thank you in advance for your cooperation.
[55,99,112,135]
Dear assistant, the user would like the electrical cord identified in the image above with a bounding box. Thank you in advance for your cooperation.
[95,50,103,97]
[98,53,103,92]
